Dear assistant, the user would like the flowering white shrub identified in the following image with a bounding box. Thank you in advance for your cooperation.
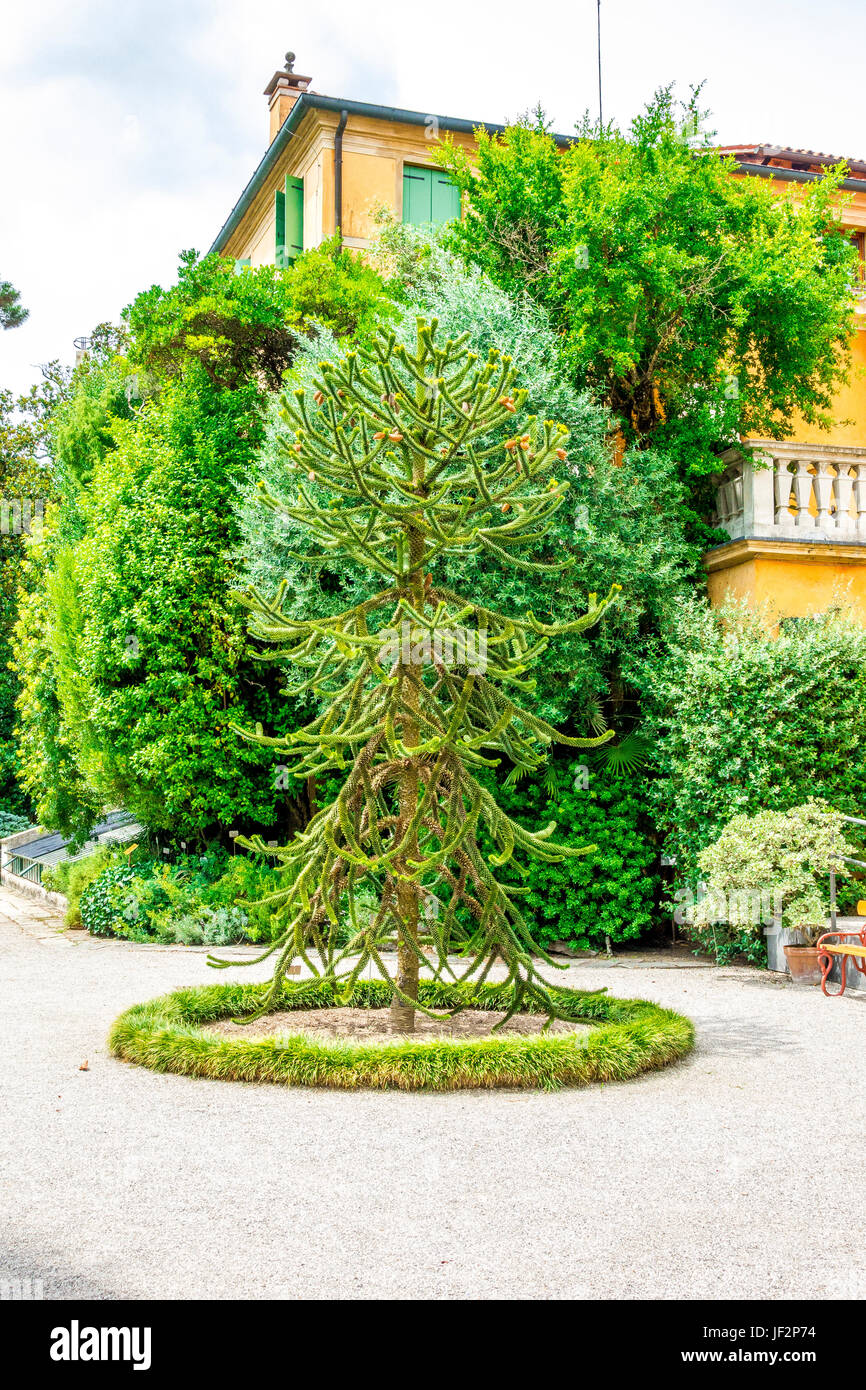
[692,799,854,945]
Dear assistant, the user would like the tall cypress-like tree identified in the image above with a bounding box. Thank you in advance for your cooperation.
[227,320,619,1031]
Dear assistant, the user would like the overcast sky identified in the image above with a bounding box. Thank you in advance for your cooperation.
[2,0,865,397]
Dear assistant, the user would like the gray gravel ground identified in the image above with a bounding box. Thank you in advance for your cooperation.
[1,885,864,1301]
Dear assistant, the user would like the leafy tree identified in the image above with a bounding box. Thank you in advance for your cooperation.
[229,319,618,1031]
[439,87,857,501]
[0,366,67,811]
[0,280,28,330]
[11,246,398,842]
[12,516,104,837]
[126,240,398,391]
[69,375,294,835]
[693,800,855,942]
[9,338,138,836]
[51,326,133,490]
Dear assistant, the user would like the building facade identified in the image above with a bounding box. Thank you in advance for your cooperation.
[212,66,866,623]
[210,59,507,266]
[705,145,866,622]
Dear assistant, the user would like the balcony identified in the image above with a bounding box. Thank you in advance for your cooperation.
[712,441,866,544]
[706,441,866,621]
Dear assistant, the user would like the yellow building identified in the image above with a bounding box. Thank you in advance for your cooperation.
[704,144,866,623]
[212,68,866,623]
[210,57,526,265]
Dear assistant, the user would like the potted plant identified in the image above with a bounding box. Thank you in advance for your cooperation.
[690,800,855,985]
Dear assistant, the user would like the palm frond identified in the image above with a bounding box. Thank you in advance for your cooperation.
[591,732,653,778]
[584,693,608,736]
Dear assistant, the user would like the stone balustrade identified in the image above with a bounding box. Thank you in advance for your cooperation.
[713,441,866,543]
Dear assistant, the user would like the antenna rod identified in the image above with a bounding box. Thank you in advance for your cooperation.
[597,0,603,129]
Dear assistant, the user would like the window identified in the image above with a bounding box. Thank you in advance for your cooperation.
[402,165,460,227]
[275,175,304,266]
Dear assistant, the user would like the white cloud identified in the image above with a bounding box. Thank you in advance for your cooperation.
[1,0,865,396]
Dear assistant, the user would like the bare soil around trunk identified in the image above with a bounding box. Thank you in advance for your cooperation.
[203,1006,592,1043]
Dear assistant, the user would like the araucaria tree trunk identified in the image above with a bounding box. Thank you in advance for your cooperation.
[225,320,619,1031]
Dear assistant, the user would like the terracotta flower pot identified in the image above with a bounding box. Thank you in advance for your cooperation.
[783,943,823,987]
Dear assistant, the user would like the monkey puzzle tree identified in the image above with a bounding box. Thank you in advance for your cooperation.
[227,319,619,1032]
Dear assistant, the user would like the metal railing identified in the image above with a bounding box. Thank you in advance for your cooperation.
[7,857,43,884]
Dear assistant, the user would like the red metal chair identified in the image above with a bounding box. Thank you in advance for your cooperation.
[816,927,866,997]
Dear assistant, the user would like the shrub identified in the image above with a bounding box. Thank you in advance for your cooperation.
[79,864,137,937]
[43,845,118,926]
[0,809,30,837]
[488,757,659,950]
[77,850,282,944]
[633,598,866,888]
[200,853,282,941]
[692,800,855,947]
[164,906,249,946]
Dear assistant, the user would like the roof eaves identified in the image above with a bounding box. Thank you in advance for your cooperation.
[209,92,573,255]
[719,142,866,177]
[731,161,866,193]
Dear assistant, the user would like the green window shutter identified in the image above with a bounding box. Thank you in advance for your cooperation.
[402,165,432,225]
[274,189,286,267]
[402,166,460,227]
[431,171,460,225]
[285,175,304,261]
[233,258,251,275]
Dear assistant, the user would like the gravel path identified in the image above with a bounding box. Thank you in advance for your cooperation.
[1,885,864,1301]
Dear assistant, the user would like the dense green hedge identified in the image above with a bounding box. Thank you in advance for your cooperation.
[43,845,117,927]
[11,250,397,845]
[108,978,695,1091]
[489,760,659,949]
[634,598,866,888]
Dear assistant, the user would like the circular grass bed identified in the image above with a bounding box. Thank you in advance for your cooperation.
[109,978,694,1091]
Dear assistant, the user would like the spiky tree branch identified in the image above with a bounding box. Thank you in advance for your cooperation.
[220,318,620,1030]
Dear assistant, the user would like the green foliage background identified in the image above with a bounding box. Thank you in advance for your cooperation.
[633,598,866,888]
[10,245,397,844]
[0,366,66,815]
[6,91,864,958]
[488,760,659,949]
[76,850,281,944]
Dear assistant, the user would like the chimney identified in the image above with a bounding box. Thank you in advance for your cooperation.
[264,52,312,144]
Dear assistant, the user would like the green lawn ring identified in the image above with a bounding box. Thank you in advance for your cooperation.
[108,978,694,1092]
